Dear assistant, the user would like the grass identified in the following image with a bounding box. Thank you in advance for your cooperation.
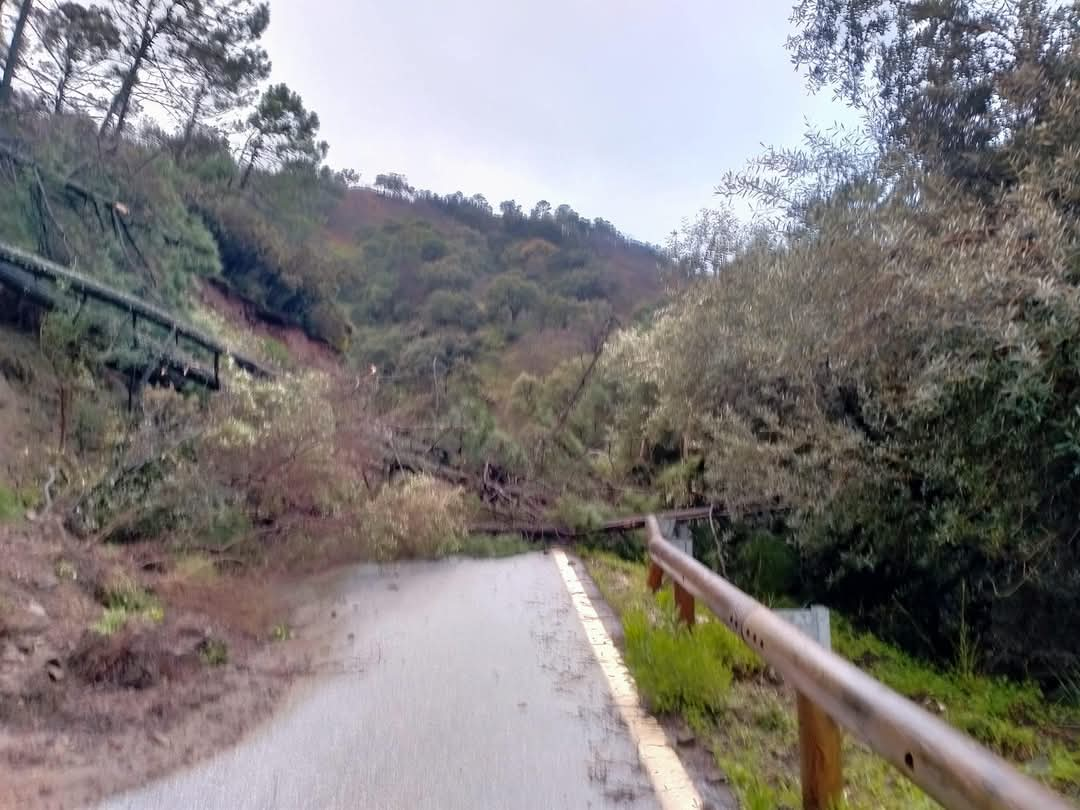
[0,484,24,522]
[92,577,164,635]
[581,551,1080,807]
[261,336,292,367]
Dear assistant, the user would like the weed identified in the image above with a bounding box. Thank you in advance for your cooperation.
[954,581,980,679]
[751,694,792,734]
[270,622,292,642]
[0,485,23,522]
[198,638,229,666]
[93,577,164,635]
[54,559,78,581]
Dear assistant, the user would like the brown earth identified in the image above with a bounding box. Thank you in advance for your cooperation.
[197,280,342,375]
[0,517,334,810]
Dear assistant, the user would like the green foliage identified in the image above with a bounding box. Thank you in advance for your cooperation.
[424,290,481,331]
[834,617,1045,757]
[622,607,732,726]
[554,267,611,301]
[93,577,163,635]
[420,237,448,262]
[198,638,229,667]
[361,475,468,560]
[0,485,24,522]
[654,456,704,509]
[508,372,545,420]
[552,494,612,533]
[270,622,293,642]
[584,552,1080,803]
[484,271,542,323]
[732,530,799,600]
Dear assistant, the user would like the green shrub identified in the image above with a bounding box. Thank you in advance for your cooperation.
[424,290,482,331]
[420,237,448,262]
[508,372,545,420]
[732,531,799,599]
[361,474,468,560]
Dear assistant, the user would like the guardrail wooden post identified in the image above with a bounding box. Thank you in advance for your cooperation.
[797,692,843,810]
[647,561,663,593]
[673,581,695,627]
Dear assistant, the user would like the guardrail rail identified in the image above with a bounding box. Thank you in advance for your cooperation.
[644,515,1075,810]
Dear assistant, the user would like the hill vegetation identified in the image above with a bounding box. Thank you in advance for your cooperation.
[590,0,1080,688]
[3,3,1080,800]
[0,0,668,563]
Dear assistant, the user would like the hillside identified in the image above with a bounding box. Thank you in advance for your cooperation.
[0,107,671,804]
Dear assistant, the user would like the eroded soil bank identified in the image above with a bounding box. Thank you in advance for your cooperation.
[0,517,345,810]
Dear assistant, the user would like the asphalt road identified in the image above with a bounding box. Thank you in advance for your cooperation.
[99,553,670,810]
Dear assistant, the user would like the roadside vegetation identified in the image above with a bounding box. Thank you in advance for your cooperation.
[583,551,1080,807]
[2,0,1080,804]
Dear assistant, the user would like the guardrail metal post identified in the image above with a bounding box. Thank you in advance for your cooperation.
[797,693,843,810]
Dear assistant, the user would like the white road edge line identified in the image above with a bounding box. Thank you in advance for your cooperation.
[552,549,704,810]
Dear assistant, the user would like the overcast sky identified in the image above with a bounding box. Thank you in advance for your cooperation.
[263,1,855,244]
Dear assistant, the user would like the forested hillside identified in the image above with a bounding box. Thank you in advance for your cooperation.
[589,0,1080,686]
[0,0,668,562]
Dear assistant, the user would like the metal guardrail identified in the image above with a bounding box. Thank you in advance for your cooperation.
[644,516,1075,810]
[0,239,272,380]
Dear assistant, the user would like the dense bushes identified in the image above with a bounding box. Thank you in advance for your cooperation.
[360,474,467,560]
[603,171,1080,680]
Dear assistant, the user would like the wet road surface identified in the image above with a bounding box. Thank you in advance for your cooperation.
[99,553,671,810]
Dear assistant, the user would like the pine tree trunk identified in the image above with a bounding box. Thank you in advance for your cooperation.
[53,56,73,113]
[101,1,164,136]
[176,85,206,160]
[239,141,261,189]
[0,0,34,107]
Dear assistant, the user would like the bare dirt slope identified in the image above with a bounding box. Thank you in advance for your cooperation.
[0,517,328,810]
